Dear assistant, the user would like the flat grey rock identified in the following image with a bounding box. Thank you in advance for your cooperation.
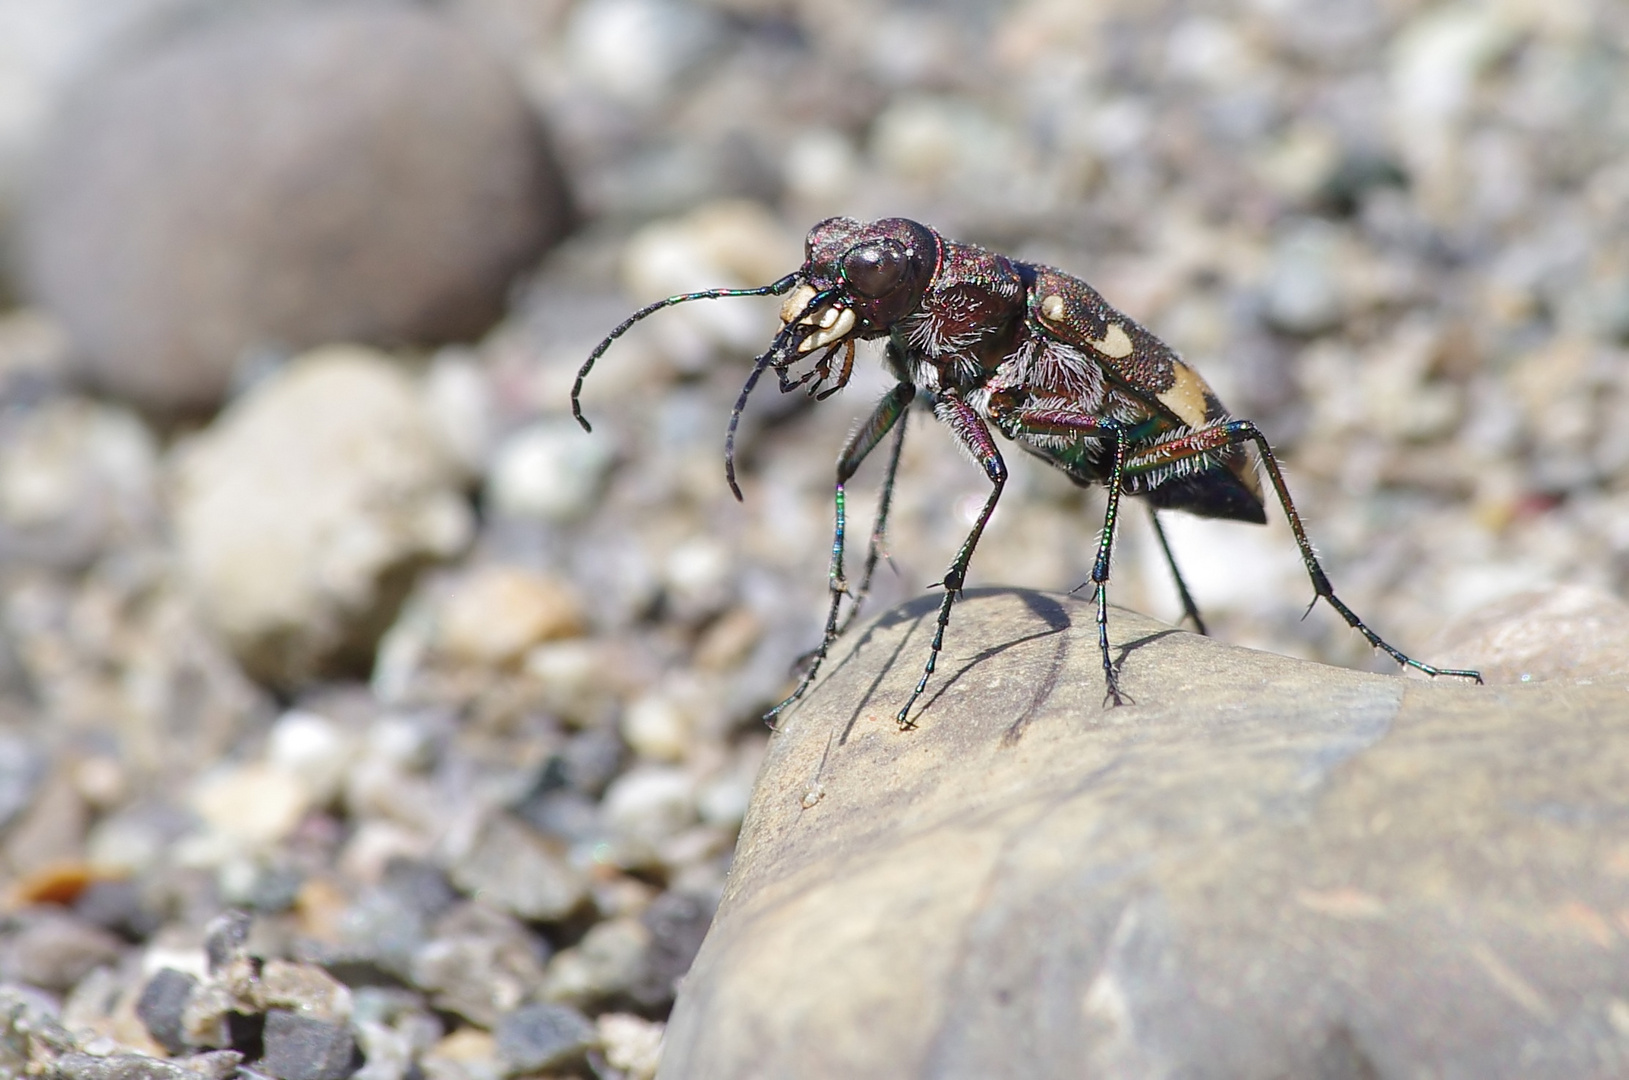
[662,589,1629,1079]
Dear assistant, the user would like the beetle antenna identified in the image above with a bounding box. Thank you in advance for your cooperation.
[723,321,803,501]
[722,287,837,500]
[571,273,802,432]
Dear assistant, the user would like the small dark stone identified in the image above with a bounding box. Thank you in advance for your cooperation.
[135,967,197,1055]
[204,909,251,973]
[493,1002,596,1074]
[260,1009,360,1080]
[633,890,716,1008]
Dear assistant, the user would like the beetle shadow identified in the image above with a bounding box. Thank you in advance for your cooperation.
[831,588,1074,745]
[917,590,1075,745]
[827,592,941,745]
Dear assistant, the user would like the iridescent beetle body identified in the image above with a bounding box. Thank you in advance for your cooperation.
[573,217,1481,726]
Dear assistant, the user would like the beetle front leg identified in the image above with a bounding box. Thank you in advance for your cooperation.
[766,382,915,723]
[1126,421,1483,684]
[836,393,910,637]
[898,397,1007,729]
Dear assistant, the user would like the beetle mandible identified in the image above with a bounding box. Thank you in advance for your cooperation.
[572,216,1483,728]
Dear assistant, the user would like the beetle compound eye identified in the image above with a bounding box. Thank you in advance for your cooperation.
[842,239,908,298]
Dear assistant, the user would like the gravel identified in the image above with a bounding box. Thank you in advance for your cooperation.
[0,0,1622,1076]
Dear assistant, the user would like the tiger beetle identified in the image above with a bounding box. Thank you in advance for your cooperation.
[572,217,1483,728]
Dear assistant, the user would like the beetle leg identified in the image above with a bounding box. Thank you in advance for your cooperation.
[1001,407,1133,705]
[897,397,1008,729]
[836,389,909,636]
[1094,426,1131,705]
[766,381,916,723]
[1125,421,1483,684]
[1147,508,1208,636]
[814,340,857,401]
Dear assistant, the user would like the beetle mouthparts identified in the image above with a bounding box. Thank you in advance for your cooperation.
[798,307,856,352]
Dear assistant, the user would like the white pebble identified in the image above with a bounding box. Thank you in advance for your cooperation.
[486,418,615,522]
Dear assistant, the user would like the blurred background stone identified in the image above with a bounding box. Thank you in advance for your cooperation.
[170,345,473,686]
[1427,583,1629,685]
[19,1,569,413]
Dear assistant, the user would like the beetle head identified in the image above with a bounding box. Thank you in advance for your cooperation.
[779,217,940,353]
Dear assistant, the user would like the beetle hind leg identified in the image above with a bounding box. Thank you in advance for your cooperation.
[1147,506,1209,636]
[1127,420,1483,684]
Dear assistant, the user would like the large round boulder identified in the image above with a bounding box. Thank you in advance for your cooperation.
[22,3,569,413]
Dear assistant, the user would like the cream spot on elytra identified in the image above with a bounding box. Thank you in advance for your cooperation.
[1089,322,1134,360]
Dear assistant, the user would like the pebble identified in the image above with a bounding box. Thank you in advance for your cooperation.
[260,1009,359,1080]
[0,397,159,568]
[563,0,724,110]
[601,767,699,860]
[333,861,451,976]
[0,982,75,1073]
[633,891,715,1009]
[259,961,352,1024]
[3,766,89,878]
[418,1027,500,1080]
[21,4,567,412]
[617,201,798,371]
[74,878,160,941]
[0,907,125,993]
[540,918,653,1006]
[485,419,617,524]
[596,1013,663,1080]
[493,1002,596,1075]
[135,968,196,1055]
[0,733,44,834]
[54,1053,204,1080]
[523,641,622,727]
[445,811,588,924]
[434,566,585,667]
[409,903,548,1029]
[1260,221,1347,335]
[619,692,693,763]
[170,345,474,686]
[187,763,310,853]
[266,712,355,810]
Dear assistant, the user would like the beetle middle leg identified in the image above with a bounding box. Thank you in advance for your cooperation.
[1127,420,1483,683]
[1000,407,1136,705]
[766,381,915,722]
[896,397,1008,729]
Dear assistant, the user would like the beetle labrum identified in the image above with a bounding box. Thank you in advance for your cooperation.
[572,217,1482,727]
